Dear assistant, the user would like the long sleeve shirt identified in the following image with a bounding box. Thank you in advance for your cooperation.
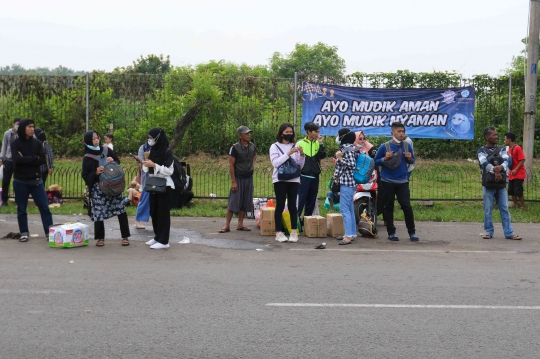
[0,129,18,161]
[269,142,305,184]
[374,141,415,183]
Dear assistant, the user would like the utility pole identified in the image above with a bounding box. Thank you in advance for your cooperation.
[523,0,540,182]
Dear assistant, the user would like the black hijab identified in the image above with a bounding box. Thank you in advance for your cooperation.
[148,128,172,166]
[35,128,46,142]
[83,130,103,156]
[17,119,35,141]
[341,131,356,145]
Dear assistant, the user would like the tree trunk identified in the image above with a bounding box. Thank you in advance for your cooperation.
[169,102,201,150]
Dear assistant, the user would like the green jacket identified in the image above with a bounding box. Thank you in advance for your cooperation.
[297,138,326,177]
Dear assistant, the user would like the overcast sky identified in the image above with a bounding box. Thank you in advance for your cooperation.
[0,0,530,78]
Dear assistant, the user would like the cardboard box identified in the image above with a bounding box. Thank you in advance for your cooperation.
[260,208,276,236]
[326,213,344,238]
[304,216,327,238]
[49,222,89,248]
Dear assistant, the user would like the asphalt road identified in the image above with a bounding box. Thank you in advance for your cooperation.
[1,214,540,358]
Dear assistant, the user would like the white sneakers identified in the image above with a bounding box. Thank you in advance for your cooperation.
[146,238,170,249]
[150,242,170,249]
[275,232,288,242]
[289,231,298,243]
[274,231,299,243]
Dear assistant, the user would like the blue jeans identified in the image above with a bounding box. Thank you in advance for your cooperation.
[13,180,53,237]
[135,190,150,222]
[340,185,356,237]
[483,186,514,238]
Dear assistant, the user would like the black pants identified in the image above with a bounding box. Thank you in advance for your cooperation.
[1,160,14,203]
[150,187,172,244]
[41,170,49,188]
[380,181,415,235]
[273,181,299,232]
[94,212,130,240]
[297,175,319,217]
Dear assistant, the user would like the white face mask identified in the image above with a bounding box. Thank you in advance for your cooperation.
[148,139,156,147]
[14,125,19,131]
[335,136,341,145]
[392,136,402,144]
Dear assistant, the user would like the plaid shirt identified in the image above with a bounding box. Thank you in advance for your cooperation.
[333,144,358,188]
[40,141,54,173]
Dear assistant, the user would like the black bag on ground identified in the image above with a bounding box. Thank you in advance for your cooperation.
[481,146,507,189]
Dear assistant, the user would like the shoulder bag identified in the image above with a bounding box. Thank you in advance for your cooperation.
[274,144,301,181]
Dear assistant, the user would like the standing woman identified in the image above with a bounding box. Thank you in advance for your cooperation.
[134,141,151,229]
[354,130,373,154]
[82,130,131,247]
[142,128,174,249]
[334,131,359,245]
[270,123,305,243]
[34,128,54,186]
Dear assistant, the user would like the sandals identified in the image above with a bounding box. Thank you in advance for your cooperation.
[506,234,522,240]
[480,233,492,239]
[122,238,130,246]
[218,228,230,233]
[19,235,28,242]
[134,224,146,229]
[96,239,105,247]
[338,238,352,245]
[236,227,251,231]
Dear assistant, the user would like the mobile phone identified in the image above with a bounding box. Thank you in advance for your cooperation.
[129,154,142,163]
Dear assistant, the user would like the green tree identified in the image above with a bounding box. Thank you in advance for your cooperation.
[270,42,346,82]
[115,54,171,74]
[0,64,84,75]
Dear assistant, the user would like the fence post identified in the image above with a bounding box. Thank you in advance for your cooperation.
[85,72,89,131]
[293,72,298,127]
[507,73,512,131]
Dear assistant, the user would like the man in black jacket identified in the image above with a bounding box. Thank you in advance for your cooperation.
[11,119,53,242]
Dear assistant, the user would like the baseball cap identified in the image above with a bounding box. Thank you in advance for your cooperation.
[237,126,252,134]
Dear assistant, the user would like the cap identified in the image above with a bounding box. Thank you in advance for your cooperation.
[237,125,252,134]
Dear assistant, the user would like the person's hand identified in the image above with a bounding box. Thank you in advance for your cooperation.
[48,168,54,175]
[287,147,300,156]
[404,151,412,161]
[96,166,104,175]
[493,165,503,173]
[494,172,503,182]
[317,134,323,143]
[231,181,238,192]
[134,156,142,163]
[105,157,114,163]
[335,151,343,161]
[297,146,305,157]
[142,160,155,168]
[511,169,517,175]
[384,151,394,160]
[0,161,3,166]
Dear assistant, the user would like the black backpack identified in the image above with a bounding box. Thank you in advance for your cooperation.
[481,146,507,189]
[169,151,187,190]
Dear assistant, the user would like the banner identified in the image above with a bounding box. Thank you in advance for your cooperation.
[301,82,475,139]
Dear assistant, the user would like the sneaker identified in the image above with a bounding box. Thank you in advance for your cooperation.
[289,231,299,243]
[150,242,170,249]
[146,238,157,246]
[409,234,419,242]
[275,232,288,242]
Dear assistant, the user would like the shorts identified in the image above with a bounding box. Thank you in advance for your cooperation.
[508,179,524,197]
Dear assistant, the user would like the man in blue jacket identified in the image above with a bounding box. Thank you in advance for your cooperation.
[374,122,418,242]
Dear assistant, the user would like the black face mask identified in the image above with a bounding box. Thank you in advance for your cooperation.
[282,134,294,142]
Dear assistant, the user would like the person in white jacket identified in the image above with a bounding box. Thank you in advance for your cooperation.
[269,123,305,243]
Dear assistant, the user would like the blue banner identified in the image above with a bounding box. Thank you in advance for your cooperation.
[301,82,475,139]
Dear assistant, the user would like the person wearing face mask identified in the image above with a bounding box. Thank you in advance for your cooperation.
[142,128,175,249]
[34,128,54,186]
[270,123,305,243]
[0,118,20,206]
[10,119,53,242]
[374,122,418,242]
[354,131,373,154]
[82,130,131,247]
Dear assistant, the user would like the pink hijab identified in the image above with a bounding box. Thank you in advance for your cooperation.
[354,131,373,153]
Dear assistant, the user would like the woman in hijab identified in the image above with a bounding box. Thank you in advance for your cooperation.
[11,119,53,242]
[142,128,174,249]
[334,131,359,245]
[34,128,54,186]
[354,131,373,154]
[81,130,130,247]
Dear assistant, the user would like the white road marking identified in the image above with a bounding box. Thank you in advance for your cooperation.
[267,303,540,310]
[288,249,526,253]
[0,289,66,294]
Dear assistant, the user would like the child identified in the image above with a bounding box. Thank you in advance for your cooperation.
[504,132,527,210]
[104,133,114,150]
[123,180,141,206]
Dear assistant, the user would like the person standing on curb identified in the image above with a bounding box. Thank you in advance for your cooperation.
[297,122,326,227]
[504,132,527,210]
[374,122,418,242]
[34,128,54,186]
[478,126,522,240]
[11,119,53,242]
[0,118,20,206]
[219,126,257,233]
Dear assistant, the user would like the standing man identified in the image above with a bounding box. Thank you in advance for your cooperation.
[374,122,418,242]
[0,118,20,206]
[219,126,257,233]
[11,119,53,242]
[478,127,522,240]
[297,122,326,221]
[504,132,527,210]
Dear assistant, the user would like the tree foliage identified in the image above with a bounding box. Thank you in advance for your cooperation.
[114,54,171,75]
[0,64,84,75]
[270,42,346,82]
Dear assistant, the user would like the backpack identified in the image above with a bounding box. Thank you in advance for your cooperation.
[84,146,126,197]
[170,151,187,190]
[358,212,377,237]
[353,152,375,184]
[481,146,507,189]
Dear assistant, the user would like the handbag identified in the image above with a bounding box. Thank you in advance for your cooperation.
[274,144,301,181]
[330,177,341,192]
[145,176,167,194]
[382,141,403,170]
